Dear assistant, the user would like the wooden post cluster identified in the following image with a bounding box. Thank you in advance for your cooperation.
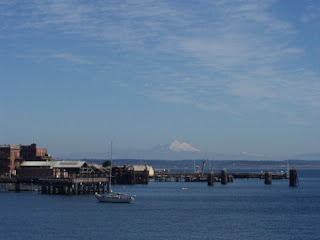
[207,173,214,186]
[15,183,21,192]
[264,171,272,184]
[221,169,228,184]
[40,182,107,195]
[289,169,298,187]
[227,175,234,182]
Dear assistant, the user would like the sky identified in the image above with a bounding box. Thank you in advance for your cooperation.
[1,0,320,160]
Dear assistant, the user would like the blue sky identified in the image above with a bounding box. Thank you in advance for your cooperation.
[1,0,320,160]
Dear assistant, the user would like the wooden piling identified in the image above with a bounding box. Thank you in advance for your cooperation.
[207,173,214,186]
[265,171,272,184]
[60,186,66,195]
[15,183,21,192]
[227,175,234,182]
[74,183,79,195]
[221,169,227,184]
[289,169,298,187]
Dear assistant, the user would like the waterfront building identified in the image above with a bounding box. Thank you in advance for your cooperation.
[0,145,22,176]
[17,161,57,178]
[17,160,95,179]
[20,143,49,161]
[132,165,155,177]
[87,163,108,177]
[53,161,91,178]
[0,143,54,176]
[111,164,153,184]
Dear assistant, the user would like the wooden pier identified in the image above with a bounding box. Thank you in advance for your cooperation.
[0,164,150,194]
[39,178,108,194]
[153,171,288,182]
[0,169,294,194]
[0,177,109,195]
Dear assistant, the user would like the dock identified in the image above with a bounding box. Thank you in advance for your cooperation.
[0,177,109,195]
[153,171,288,182]
[0,169,296,195]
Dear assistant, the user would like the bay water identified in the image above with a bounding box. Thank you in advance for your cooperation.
[1,169,319,240]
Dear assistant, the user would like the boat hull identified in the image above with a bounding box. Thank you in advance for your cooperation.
[95,193,134,203]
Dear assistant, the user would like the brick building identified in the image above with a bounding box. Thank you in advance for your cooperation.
[20,143,49,161]
[0,143,53,176]
[0,145,22,176]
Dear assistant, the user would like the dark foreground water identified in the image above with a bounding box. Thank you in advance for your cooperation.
[1,169,319,240]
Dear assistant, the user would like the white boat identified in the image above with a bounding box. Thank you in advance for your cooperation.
[95,142,135,203]
[95,192,135,203]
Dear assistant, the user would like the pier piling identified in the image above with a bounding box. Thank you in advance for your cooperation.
[289,169,298,187]
[227,175,234,182]
[221,169,228,185]
[15,183,21,192]
[264,171,272,184]
[207,173,214,186]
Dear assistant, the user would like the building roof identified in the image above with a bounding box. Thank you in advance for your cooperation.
[88,163,108,173]
[53,161,86,168]
[0,145,21,149]
[132,165,153,171]
[19,161,57,167]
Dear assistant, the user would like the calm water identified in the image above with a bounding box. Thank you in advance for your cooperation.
[1,169,319,240]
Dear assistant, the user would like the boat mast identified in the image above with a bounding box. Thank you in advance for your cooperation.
[108,141,112,192]
[210,157,214,174]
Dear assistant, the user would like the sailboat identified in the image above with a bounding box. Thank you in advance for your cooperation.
[95,142,135,203]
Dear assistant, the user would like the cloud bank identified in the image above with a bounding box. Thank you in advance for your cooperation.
[2,0,319,125]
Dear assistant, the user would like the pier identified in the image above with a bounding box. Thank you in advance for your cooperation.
[153,171,288,182]
[0,177,109,195]
[0,169,295,194]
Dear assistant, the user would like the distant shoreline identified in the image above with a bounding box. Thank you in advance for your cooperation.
[62,159,320,170]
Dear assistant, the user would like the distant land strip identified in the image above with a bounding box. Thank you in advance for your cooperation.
[60,159,320,170]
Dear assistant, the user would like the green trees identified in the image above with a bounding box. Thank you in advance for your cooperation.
[102,160,111,167]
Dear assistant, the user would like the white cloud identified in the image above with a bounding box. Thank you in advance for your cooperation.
[169,140,200,152]
[51,53,91,65]
[301,3,320,22]
[2,0,320,124]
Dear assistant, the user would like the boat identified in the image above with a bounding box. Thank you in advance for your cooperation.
[95,192,135,203]
[182,186,188,190]
[95,142,135,203]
